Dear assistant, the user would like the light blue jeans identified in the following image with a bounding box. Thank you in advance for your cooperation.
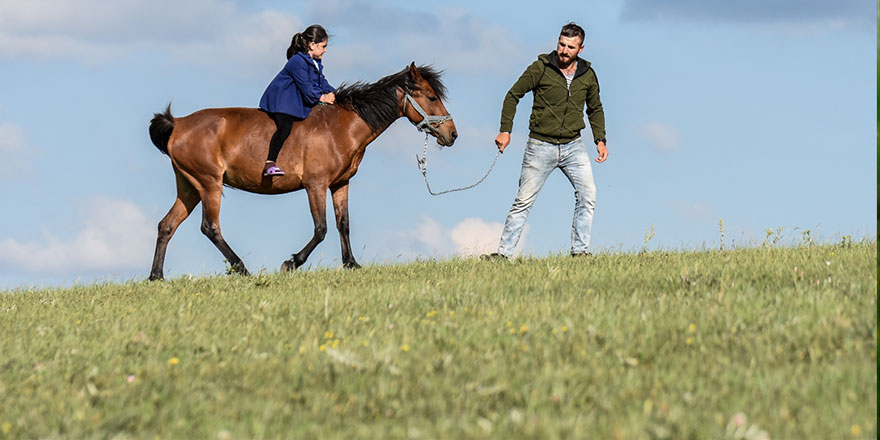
[498,136,596,256]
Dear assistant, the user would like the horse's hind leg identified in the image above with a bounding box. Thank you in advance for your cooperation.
[282,185,328,271]
[150,171,201,281]
[200,186,249,276]
[331,181,360,269]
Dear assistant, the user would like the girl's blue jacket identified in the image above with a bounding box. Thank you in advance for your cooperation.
[259,51,335,118]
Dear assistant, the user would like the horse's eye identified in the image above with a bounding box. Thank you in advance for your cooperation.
[428,96,438,102]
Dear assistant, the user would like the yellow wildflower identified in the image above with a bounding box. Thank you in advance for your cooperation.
[324,331,334,339]
[507,321,513,327]
[168,357,180,366]
[2,422,11,435]
[509,328,516,335]
[332,339,340,349]
[851,425,862,437]
[688,323,696,333]
[319,344,327,352]
[401,344,410,352]
[520,325,529,334]
[561,325,569,333]
[686,337,694,345]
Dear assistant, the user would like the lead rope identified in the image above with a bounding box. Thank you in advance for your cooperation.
[415,132,502,196]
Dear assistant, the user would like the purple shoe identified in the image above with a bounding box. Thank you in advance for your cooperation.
[263,163,285,177]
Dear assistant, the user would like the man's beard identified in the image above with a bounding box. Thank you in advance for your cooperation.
[558,53,574,67]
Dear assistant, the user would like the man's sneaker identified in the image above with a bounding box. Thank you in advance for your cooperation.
[570,251,592,258]
[263,162,285,177]
[480,252,508,261]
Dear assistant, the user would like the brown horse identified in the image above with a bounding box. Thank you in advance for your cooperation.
[147,63,456,280]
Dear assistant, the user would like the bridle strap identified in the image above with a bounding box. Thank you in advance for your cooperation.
[402,93,453,135]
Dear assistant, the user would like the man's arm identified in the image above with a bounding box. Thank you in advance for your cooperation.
[584,68,607,162]
[497,60,544,152]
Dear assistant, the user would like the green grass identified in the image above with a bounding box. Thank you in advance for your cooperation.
[1,242,876,439]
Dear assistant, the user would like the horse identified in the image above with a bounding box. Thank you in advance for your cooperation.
[147,63,457,280]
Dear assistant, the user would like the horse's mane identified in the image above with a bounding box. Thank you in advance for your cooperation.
[335,65,447,134]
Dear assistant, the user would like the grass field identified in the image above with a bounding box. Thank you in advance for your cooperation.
[0,241,876,439]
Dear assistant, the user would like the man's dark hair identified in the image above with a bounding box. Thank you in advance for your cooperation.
[560,22,585,45]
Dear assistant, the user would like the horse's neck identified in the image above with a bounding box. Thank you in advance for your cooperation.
[346,109,402,152]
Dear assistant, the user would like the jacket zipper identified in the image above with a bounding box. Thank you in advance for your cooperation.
[559,83,570,139]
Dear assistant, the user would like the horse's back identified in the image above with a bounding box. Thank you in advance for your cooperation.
[166,105,354,195]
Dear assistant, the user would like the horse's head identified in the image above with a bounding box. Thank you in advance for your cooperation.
[402,63,457,147]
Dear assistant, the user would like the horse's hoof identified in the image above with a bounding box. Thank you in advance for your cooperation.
[343,261,361,269]
[149,273,164,281]
[232,262,250,276]
[281,260,296,272]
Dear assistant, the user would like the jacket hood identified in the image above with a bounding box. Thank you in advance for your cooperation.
[540,51,590,77]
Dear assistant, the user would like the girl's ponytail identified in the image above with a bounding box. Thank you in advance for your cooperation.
[286,33,303,60]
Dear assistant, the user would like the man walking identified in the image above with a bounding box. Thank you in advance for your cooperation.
[484,22,607,260]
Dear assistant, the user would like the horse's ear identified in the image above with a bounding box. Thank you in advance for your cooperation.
[408,62,423,81]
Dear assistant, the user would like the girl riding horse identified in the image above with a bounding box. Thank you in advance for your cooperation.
[259,24,336,177]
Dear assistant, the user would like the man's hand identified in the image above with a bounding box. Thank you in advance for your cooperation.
[595,141,608,163]
[320,93,336,104]
[495,132,511,153]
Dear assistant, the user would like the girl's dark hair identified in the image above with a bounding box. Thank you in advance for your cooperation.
[286,24,329,60]
[560,22,585,45]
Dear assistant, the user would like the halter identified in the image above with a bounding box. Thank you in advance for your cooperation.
[402,92,453,135]
[402,91,500,196]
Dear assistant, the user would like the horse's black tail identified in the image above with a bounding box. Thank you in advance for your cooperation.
[149,103,175,156]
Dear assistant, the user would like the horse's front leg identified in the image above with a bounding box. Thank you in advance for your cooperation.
[282,185,328,271]
[331,180,360,269]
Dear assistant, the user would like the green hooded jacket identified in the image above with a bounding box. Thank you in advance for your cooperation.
[500,51,605,145]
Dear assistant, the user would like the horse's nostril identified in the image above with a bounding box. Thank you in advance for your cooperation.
[451,131,458,140]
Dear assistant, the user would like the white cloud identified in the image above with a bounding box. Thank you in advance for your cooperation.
[0,1,527,77]
[165,10,303,76]
[620,0,873,30]
[408,216,528,257]
[0,121,34,180]
[0,0,301,73]
[413,217,457,255]
[308,1,528,76]
[0,121,26,153]
[449,217,506,256]
[0,196,154,274]
[638,122,682,152]
[671,200,714,222]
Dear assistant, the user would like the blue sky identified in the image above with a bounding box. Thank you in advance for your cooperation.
[0,0,875,289]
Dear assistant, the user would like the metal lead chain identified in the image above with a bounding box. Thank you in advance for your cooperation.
[416,133,501,196]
